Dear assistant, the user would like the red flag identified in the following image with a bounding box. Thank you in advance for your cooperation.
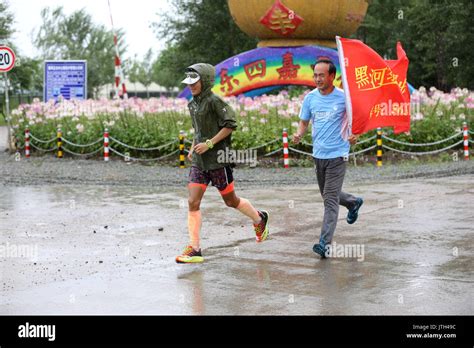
[336,37,410,134]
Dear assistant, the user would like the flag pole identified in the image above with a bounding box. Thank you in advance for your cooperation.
[107,0,127,99]
[336,36,352,135]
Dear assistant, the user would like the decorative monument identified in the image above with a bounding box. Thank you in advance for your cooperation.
[179,0,369,98]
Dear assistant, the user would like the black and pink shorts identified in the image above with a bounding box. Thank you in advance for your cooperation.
[188,165,234,195]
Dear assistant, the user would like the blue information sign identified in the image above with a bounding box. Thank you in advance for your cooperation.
[44,60,87,102]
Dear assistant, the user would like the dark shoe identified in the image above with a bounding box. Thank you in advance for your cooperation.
[347,198,363,224]
[313,243,327,258]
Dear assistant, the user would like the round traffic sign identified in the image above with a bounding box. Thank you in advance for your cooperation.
[0,46,16,72]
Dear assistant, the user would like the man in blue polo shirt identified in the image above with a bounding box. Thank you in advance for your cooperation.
[293,59,364,259]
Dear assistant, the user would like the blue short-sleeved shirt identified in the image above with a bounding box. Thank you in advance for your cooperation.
[299,87,350,159]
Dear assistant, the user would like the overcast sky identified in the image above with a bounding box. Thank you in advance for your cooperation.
[9,0,173,60]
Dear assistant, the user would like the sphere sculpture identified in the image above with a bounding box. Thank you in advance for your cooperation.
[228,0,369,48]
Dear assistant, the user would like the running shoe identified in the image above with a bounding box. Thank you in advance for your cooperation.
[254,210,270,242]
[313,243,327,259]
[175,245,204,263]
[347,197,363,224]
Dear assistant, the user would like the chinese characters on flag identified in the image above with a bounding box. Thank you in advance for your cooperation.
[336,37,410,134]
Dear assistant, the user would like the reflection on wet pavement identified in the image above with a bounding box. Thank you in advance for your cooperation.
[0,175,473,314]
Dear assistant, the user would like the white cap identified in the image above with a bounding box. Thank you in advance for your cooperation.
[181,71,200,84]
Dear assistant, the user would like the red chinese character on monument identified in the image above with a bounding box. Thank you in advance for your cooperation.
[219,68,240,93]
[244,59,267,81]
[277,52,300,80]
[259,0,304,36]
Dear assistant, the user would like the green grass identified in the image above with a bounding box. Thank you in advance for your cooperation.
[0,113,7,126]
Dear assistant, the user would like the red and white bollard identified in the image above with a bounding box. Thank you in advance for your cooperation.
[283,128,289,168]
[24,128,30,158]
[463,122,469,161]
[104,128,109,162]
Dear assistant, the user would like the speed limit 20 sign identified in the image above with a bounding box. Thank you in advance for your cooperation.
[0,46,16,72]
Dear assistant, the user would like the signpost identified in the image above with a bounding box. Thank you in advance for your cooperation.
[44,60,87,102]
[0,45,16,152]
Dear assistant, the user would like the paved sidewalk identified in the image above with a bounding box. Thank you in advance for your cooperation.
[0,175,472,314]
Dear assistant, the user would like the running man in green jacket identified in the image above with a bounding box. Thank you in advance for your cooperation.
[176,63,269,263]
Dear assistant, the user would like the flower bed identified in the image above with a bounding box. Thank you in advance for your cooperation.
[8,87,474,158]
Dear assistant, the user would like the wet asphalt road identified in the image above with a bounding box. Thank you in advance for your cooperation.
[0,174,472,315]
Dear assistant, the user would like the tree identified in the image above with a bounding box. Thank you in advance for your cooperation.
[354,0,474,90]
[0,3,42,98]
[128,55,141,97]
[0,1,15,89]
[353,0,412,57]
[152,44,183,92]
[0,0,14,42]
[151,0,258,88]
[404,0,474,90]
[8,55,42,94]
[34,6,127,98]
[140,49,155,97]
[128,49,155,98]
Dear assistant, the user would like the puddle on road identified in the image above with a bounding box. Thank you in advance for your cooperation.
[0,177,473,315]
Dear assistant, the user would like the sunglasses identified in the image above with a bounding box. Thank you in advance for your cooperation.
[185,72,200,79]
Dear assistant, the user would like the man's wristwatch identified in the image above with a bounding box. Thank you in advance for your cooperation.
[205,139,214,149]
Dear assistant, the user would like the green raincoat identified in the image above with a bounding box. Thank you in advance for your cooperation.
[186,63,238,171]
